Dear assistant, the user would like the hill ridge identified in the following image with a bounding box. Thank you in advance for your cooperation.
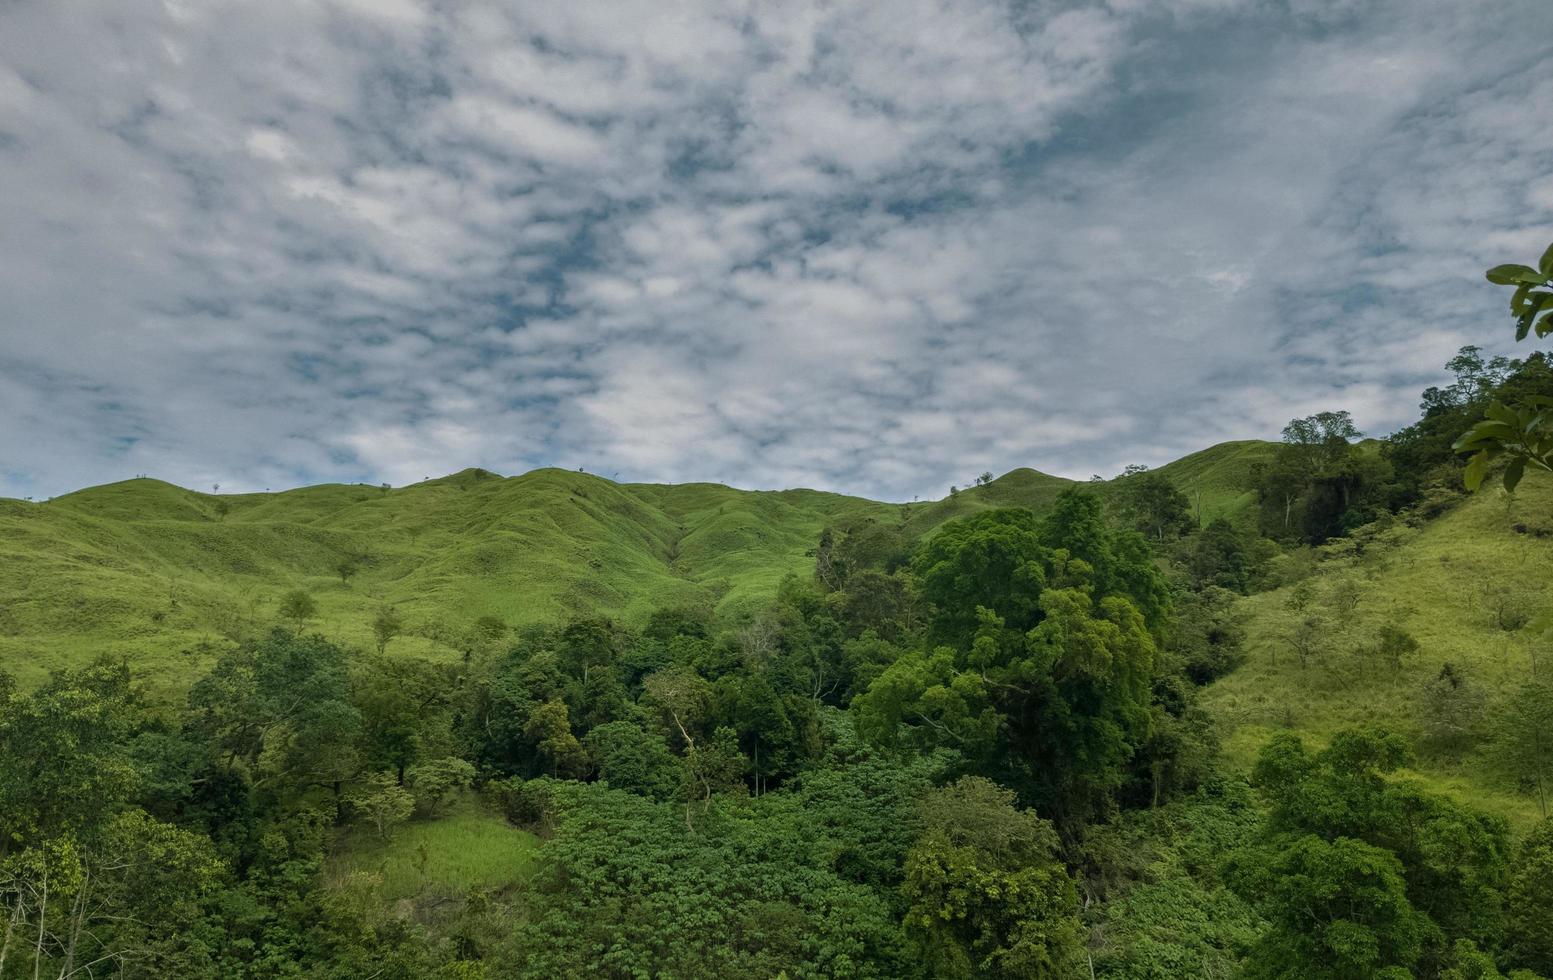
[0,440,1279,693]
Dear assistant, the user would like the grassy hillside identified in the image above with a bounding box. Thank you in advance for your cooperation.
[1153,439,1277,526]
[0,469,896,693]
[0,442,1278,695]
[1202,471,1553,830]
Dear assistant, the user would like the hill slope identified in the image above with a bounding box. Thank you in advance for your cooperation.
[0,444,1277,693]
[1202,470,1553,829]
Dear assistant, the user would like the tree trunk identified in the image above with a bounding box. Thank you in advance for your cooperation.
[33,862,47,980]
[1,890,24,977]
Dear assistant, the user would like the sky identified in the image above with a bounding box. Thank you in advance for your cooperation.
[2,0,1552,502]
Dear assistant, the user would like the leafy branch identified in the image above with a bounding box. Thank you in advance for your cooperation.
[1454,242,1553,490]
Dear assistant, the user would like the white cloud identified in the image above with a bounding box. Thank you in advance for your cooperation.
[1,0,1551,502]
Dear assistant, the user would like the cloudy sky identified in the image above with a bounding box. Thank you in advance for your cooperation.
[2,0,1551,501]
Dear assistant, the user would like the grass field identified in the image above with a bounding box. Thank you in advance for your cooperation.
[325,791,539,913]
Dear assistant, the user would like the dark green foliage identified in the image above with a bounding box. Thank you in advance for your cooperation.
[1229,833,1433,978]
[508,777,920,978]
[1084,778,1264,979]
[1115,469,1194,542]
[584,720,680,800]
[1228,729,1515,978]
[0,660,140,844]
[1255,411,1394,544]
[1167,585,1246,685]
[901,777,1085,978]
[1183,519,1263,594]
[913,508,1049,641]
[1507,818,1553,974]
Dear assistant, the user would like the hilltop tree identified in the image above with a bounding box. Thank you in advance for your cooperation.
[1257,410,1388,543]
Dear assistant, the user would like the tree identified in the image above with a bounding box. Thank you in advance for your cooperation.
[901,777,1083,979]
[1419,663,1486,758]
[1258,411,1380,543]
[1228,729,1514,976]
[214,499,231,522]
[1284,615,1326,669]
[350,771,414,838]
[335,557,359,584]
[1117,470,1192,541]
[1506,817,1553,974]
[0,661,140,848]
[278,589,316,630]
[371,605,403,654]
[1367,623,1419,670]
[524,700,589,779]
[1492,682,1553,818]
[856,590,1156,828]
[186,630,361,791]
[1228,834,1432,978]
[405,757,476,817]
[1457,244,1553,490]
[1282,411,1362,475]
[584,721,680,800]
[913,509,1048,642]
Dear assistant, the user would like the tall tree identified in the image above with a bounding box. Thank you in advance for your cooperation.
[902,777,1084,979]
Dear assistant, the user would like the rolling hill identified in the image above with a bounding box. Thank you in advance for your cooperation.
[0,444,1277,694]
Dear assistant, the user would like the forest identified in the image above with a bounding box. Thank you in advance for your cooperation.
[4,248,1553,978]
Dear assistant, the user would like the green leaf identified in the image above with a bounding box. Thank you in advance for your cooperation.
[1485,401,1517,425]
[1517,311,1535,341]
[1504,456,1526,492]
[1539,310,1553,339]
[1455,420,1515,447]
[1513,284,1532,313]
[1464,451,1491,491]
[1541,241,1553,277]
[1487,263,1547,286]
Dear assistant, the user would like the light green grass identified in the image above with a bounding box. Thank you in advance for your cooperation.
[325,792,539,906]
[2,452,1270,694]
[1203,472,1553,831]
[0,469,905,695]
[1153,439,1278,526]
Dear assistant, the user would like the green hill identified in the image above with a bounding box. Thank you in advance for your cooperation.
[1153,439,1278,526]
[0,442,1279,695]
[1202,470,1553,830]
